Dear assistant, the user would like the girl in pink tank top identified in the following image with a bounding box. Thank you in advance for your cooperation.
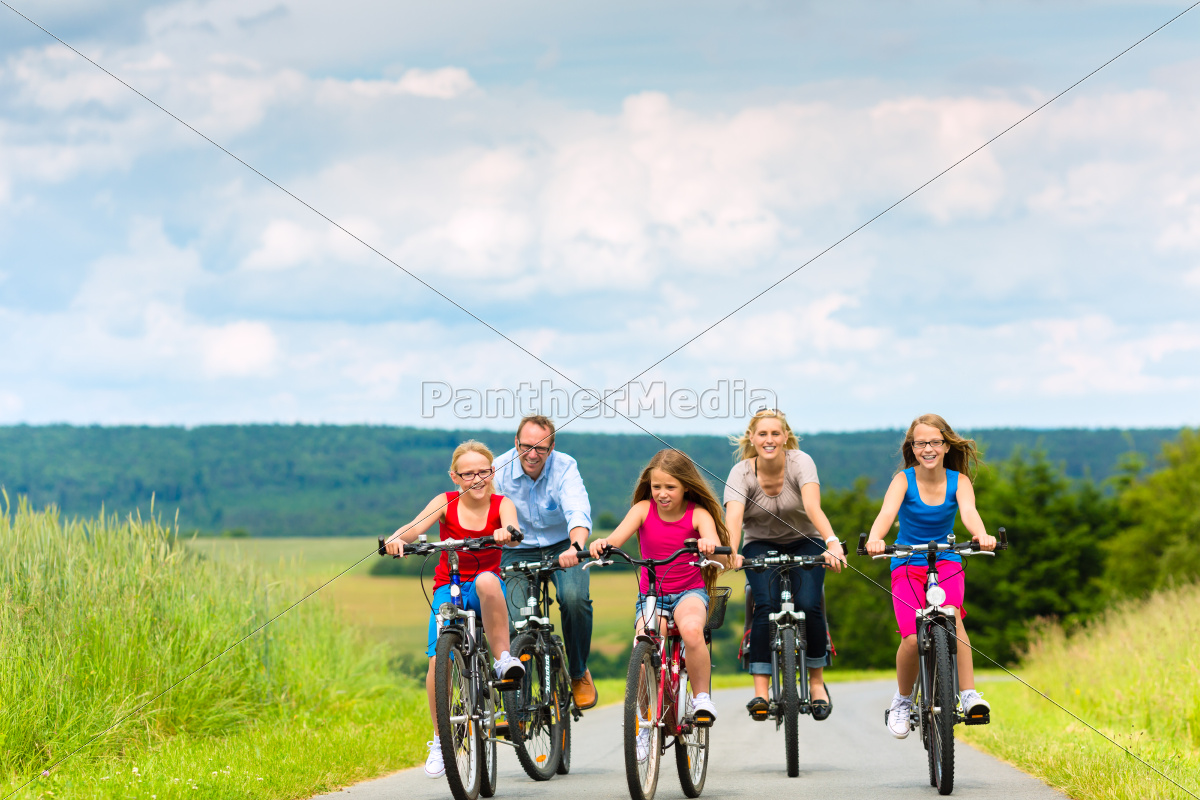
[589,449,731,725]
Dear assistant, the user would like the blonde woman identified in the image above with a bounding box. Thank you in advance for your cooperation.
[725,409,845,722]
[384,440,524,779]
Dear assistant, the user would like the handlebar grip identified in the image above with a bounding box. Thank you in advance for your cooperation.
[713,546,733,556]
[856,532,868,557]
[506,525,524,544]
[996,527,1008,550]
[378,536,387,557]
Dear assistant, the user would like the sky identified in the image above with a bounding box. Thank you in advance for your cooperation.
[1,0,1199,436]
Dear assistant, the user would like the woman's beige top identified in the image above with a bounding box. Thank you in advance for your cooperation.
[723,449,821,543]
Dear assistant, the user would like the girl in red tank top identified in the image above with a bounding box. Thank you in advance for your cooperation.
[382,440,525,773]
[589,449,731,726]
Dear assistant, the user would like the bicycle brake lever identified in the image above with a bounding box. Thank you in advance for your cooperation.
[581,559,611,571]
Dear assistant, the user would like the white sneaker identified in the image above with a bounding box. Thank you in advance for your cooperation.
[960,689,991,718]
[692,692,717,726]
[636,717,651,762]
[494,652,525,682]
[424,739,445,778]
[886,693,912,739]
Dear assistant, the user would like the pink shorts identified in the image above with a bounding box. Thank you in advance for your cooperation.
[891,563,967,639]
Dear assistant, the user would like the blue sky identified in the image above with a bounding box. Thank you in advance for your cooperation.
[1,0,1198,434]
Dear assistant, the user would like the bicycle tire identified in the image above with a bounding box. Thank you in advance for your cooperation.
[480,676,498,798]
[435,631,482,800]
[506,633,563,780]
[929,623,956,795]
[624,640,662,800]
[555,660,572,775]
[674,704,709,797]
[780,627,800,778]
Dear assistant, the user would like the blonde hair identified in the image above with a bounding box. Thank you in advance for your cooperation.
[731,409,800,462]
[631,449,731,593]
[449,440,495,474]
[899,414,980,478]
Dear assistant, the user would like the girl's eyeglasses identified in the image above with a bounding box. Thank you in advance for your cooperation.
[455,468,495,481]
[912,439,946,450]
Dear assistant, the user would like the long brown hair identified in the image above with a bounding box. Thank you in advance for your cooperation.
[899,414,980,478]
[631,449,730,592]
[730,409,800,462]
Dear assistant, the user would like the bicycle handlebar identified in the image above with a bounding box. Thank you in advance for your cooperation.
[378,524,524,557]
[586,538,732,571]
[502,552,593,575]
[855,528,1008,558]
[735,543,846,572]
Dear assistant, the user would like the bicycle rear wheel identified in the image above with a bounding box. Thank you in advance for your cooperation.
[435,631,482,800]
[555,658,572,775]
[780,627,800,778]
[506,633,563,780]
[674,697,709,797]
[624,640,662,800]
[481,677,498,798]
[928,623,956,795]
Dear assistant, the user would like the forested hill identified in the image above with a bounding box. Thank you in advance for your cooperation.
[0,424,1180,537]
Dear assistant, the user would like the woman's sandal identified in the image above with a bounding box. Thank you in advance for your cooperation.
[810,683,832,721]
[745,696,770,721]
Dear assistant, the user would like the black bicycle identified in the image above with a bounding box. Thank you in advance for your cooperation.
[500,553,588,780]
[735,547,840,778]
[856,529,1007,796]
[378,527,523,800]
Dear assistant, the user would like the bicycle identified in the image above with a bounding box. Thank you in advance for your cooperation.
[586,539,733,800]
[377,526,524,800]
[856,528,1008,796]
[499,552,589,780]
[735,546,841,778]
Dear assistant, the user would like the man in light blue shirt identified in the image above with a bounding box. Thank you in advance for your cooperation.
[493,414,598,710]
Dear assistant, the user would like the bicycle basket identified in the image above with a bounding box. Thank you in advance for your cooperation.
[705,586,732,631]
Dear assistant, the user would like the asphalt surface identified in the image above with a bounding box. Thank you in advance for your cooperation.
[310,680,1067,800]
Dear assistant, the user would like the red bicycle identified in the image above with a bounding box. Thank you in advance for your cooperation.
[587,540,732,800]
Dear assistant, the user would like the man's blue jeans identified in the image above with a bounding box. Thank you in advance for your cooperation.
[501,540,593,681]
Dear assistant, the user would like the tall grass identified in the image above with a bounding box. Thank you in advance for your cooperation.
[963,582,1200,799]
[0,498,401,784]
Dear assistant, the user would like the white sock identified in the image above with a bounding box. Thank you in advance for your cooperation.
[894,691,912,704]
[432,735,441,746]
[499,650,511,662]
[695,692,710,700]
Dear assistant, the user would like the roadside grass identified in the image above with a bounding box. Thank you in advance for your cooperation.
[963,583,1200,800]
[1,507,428,800]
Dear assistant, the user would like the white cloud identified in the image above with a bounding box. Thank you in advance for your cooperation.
[340,68,476,100]
[202,321,279,377]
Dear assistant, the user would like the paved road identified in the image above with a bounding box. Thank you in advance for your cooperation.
[312,680,1065,800]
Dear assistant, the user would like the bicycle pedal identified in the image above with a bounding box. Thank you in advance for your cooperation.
[495,720,510,738]
[492,678,521,692]
[964,710,990,726]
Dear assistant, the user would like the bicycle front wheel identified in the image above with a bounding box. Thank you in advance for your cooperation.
[435,631,482,800]
[928,622,956,795]
[506,633,563,780]
[780,627,800,778]
[675,699,709,797]
[624,640,662,800]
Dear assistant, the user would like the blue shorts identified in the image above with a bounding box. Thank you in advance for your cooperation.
[426,573,506,657]
[635,588,708,622]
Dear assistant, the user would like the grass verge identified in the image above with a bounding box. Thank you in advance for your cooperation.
[0,502,429,799]
[963,583,1200,800]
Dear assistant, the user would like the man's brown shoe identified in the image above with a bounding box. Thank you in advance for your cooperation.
[571,669,598,710]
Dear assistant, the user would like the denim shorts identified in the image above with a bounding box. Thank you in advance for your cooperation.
[425,574,506,657]
[635,588,709,622]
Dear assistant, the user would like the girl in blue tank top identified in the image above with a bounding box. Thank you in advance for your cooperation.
[864,414,998,741]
